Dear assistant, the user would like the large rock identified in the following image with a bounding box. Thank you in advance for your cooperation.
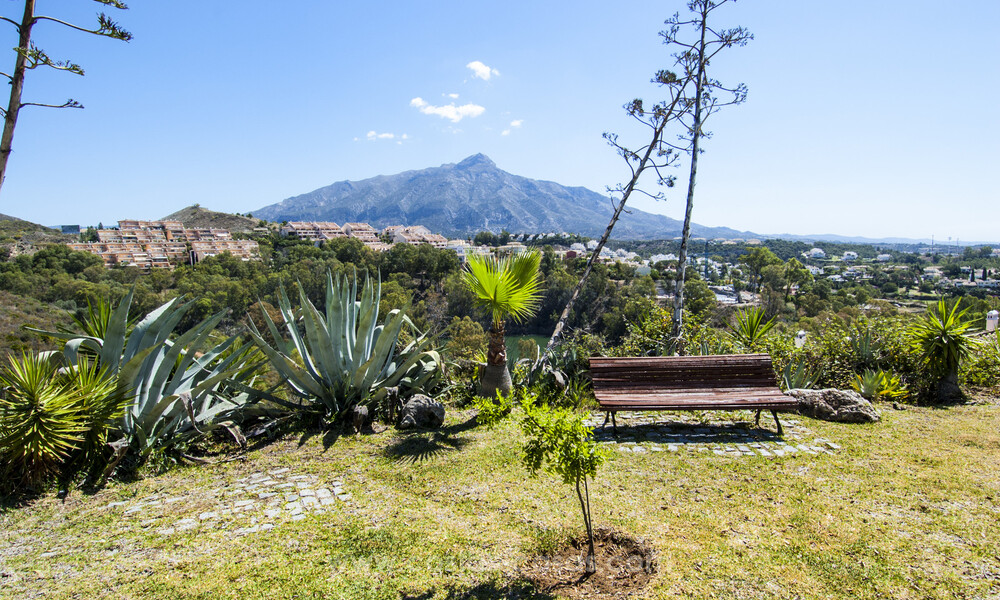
[398,395,445,429]
[788,388,881,423]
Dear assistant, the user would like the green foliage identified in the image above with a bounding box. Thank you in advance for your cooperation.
[31,287,259,460]
[471,389,516,428]
[851,369,909,401]
[519,393,606,573]
[910,300,977,380]
[443,316,487,361]
[0,352,86,486]
[461,250,544,329]
[961,334,1000,387]
[247,270,441,422]
[780,358,821,391]
[728,307,776,352]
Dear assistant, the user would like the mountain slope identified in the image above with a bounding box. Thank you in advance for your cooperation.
[161,206,259,232]
[253,154,751,240]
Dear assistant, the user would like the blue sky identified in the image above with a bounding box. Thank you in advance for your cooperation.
[2,1,998,242]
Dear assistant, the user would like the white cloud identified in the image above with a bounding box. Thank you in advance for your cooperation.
[466,60,499,80]
[447,93,459,99]
[364,130,406,142]
[502,119,523,136]
[410,97,485,123]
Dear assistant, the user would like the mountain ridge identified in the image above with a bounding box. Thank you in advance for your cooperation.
[252,154,753,241]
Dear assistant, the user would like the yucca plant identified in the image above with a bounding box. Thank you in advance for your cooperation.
[910,299,977,402]
[728,306,776,352]
[0,352,86,486]
[247,270,441,422]
[462,250,543,397]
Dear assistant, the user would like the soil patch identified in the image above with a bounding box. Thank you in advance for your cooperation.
[520,528,656,600]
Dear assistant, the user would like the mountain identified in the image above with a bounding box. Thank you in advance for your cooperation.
[252,154,753,240]
[161,205,260,232]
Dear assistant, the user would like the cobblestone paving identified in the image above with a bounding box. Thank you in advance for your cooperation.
[101,467,350,537]
[584,411,841,458]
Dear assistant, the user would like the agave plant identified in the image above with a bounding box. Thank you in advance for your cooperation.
[728,307,776,352]
[910,299,977,401]
[851,369,908,401]
[31,288,259,459]
[780,358,821,391]
[247,270,441,421]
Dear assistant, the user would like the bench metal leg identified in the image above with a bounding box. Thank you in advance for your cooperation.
[610,411,618,435]
[772,410,783,436]
[754,409,762,428]
[601,411,611,429]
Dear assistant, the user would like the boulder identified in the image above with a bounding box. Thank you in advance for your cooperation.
[398,395,445,429]
[787,388,881,423]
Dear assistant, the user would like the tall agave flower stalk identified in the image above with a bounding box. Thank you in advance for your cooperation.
[246,270,441,421]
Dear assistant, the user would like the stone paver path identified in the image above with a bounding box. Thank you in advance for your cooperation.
[101,467,350,537]
[585,410,840,458]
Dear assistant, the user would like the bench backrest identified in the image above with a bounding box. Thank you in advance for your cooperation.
[589,354,779,392]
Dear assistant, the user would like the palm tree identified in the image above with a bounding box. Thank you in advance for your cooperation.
[462,250,543,397]
[910,299,977,402]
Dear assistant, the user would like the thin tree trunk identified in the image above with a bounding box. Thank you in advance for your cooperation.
[576,475,596,574]
[0,0,36,197]
[545,118,671,355]
[671,7,709,349]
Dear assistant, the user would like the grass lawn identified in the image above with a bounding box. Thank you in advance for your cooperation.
[2,401,999,599]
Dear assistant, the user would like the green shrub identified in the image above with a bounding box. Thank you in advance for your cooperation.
[961,334,1000,388]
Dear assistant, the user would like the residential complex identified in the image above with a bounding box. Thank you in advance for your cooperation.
[69,220,260,270]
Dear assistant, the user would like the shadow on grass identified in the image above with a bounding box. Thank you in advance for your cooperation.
[382,415,480,464]
[401,579,556,600]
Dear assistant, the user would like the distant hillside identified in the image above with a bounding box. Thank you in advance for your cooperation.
[0,212,74,245]
[252,154,753,240]
[162,205,260,232]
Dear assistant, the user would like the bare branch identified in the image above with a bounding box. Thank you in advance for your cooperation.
[0,16,21,30]
[20,99,84,110]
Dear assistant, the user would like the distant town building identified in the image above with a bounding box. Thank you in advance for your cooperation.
[281,221,346,240]
[69,220,258,269]
[342,222,379,243]
[805,248,826,259]
[877,253,892,262]
[842,251,858,261]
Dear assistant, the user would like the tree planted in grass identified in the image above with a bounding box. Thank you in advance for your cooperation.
[475,390,607,575]
[462,250,543,398]
[910,299,977,402]
[521,400,607,574]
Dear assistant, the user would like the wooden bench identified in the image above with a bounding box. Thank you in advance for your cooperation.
[589,354,798,435]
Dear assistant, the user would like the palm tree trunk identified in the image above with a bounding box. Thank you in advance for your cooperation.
[480,321,511,398]
[937,369,962,402]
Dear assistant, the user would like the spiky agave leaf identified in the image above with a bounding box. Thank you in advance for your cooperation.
[247,270,441,420]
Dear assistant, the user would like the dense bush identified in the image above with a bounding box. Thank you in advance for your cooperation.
[961,334,1000,388]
